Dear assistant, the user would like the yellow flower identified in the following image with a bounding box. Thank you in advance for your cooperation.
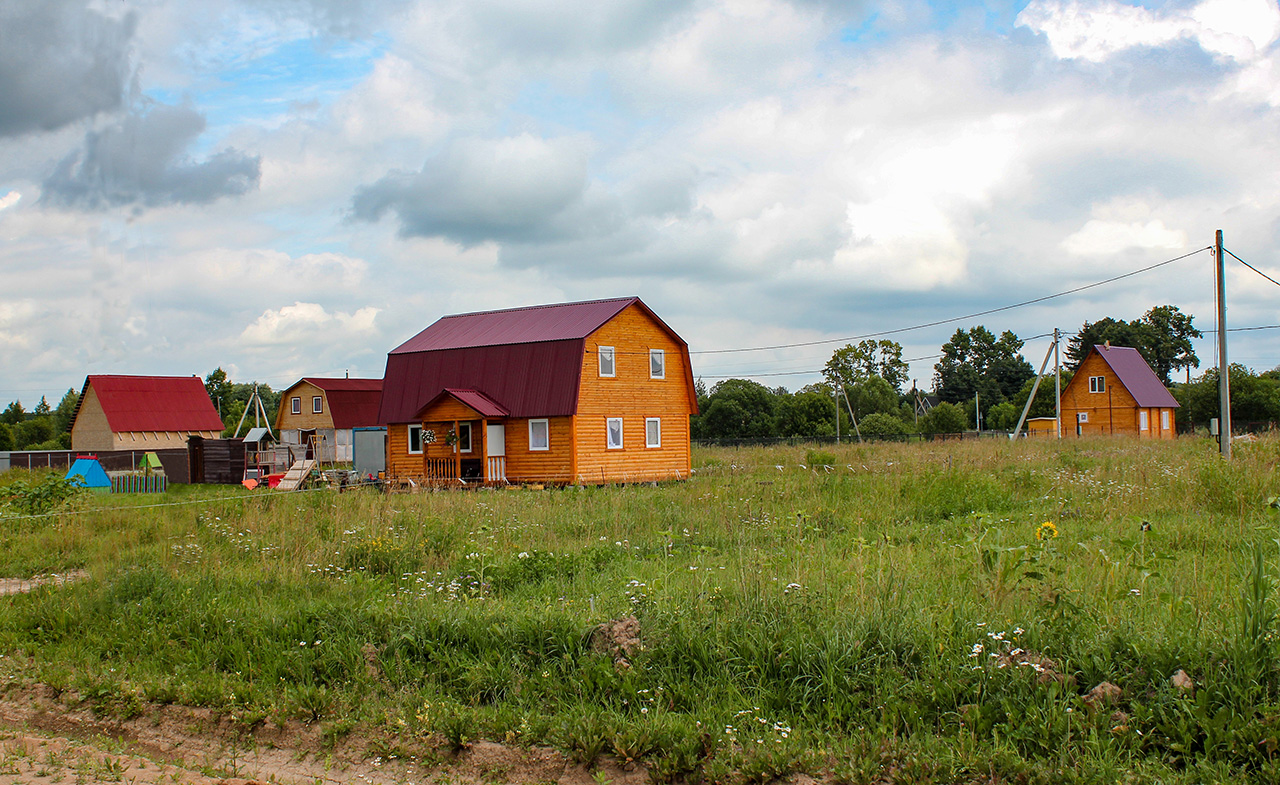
[1035,521,1059,541]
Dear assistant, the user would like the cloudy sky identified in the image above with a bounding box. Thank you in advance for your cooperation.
[2,0,1279,404]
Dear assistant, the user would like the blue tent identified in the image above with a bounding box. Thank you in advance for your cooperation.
[66,458,111,491]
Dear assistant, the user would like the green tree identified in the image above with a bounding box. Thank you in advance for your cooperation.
[1176,365,1280,430]
[933,327,1034,414]
[1,401,24,426]
[1011,370,1073,419]
[920,401,967,434]
[824,340,909,391]
[53,388,78,434]
[1067,306,1200,384]
[33,396,51,416]
[776,389,836,437]
[698,379,778,438]
[844,376,899,421]
[0,423,12,451]
[15,417,54,449]
[986,401,1020,431]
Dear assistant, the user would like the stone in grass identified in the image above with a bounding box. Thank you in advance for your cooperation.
[590,616,642,669]
[1171,669,1195,694]
[1084,681,1122,711]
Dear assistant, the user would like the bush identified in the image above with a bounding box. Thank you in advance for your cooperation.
[986,401,1020,431]
[858,413,908,438]
[920,402,967,434]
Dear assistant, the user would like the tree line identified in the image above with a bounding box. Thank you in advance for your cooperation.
[693,305,1280,440]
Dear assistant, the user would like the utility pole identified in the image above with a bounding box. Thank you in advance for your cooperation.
[1215,229,1232,458]
[1054,328,1061,439]
[833,386,839,444]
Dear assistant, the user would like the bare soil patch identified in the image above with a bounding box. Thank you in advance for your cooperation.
[0,685,652,785]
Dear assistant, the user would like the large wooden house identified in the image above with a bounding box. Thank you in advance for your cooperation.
[275,377,383,462]
[1060,344,1179,438]
[378,297,697,484]
[69,375,224,452]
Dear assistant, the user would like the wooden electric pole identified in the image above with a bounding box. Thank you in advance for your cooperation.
[1215,229,1232,458]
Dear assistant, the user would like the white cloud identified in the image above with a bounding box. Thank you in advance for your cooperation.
[1062,219,1187,256]
[1019,0,1280,63]
[0,191,19,211]
[240,302,380,346]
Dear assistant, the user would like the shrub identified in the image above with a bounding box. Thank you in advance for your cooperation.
[920,402,967,434]
[858,413,908,438]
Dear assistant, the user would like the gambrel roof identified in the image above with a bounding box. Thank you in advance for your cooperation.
[285,378,383,429]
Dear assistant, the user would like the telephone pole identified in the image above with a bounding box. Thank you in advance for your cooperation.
[1215,229,1232,458]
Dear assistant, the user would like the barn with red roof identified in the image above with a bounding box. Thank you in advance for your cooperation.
[69,375,225,452]
[1061,344,1180,438]
[379,297,697,484]
[275,377,383,462]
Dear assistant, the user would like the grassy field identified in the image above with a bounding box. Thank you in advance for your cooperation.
[2,436,1280,783]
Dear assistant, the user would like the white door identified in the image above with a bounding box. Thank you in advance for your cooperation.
[487,424,505,456]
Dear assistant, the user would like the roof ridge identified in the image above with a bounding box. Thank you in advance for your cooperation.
[436,296,638,321]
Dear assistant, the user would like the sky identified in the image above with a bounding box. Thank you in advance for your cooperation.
[2,0,1279,405]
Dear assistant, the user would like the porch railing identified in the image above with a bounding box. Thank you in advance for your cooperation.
[487,456,507,482]
[424,457,456,481]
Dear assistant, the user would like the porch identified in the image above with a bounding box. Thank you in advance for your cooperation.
[418,418,509,486]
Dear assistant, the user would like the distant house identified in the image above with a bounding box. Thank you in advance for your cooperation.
[1060,344,1179,438]
[378,297,697,485]
[275,378,383,462]
[69,375,224,452]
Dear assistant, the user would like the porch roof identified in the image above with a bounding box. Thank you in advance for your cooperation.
[414,388,510,420]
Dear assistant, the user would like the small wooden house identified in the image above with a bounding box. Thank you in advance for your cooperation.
[378,297,697,485]
[1060,344,1179,438]
[69,375,224,452]
[275,378,383,462]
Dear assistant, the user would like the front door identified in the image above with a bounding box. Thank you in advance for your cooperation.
[486,424,506,481]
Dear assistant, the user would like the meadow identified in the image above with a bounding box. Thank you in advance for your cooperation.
[1,436,1279,784]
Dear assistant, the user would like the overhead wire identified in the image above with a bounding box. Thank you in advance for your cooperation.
[1224,247,1280,288]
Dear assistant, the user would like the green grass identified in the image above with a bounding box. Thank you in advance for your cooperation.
[3,436,1280,782]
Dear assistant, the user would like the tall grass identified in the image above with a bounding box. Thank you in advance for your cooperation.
[2,436,1280,781]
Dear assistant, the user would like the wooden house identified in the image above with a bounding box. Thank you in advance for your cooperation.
[69,375,224,452]
[1060,344,1179,438]
[275,378,383,462]
[378,297,697,485]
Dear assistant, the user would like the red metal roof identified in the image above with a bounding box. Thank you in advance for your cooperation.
[80,375,224,433]
[390,297,638,353]
[416,388,510,419]
[1092,345,1181,408]
[298,378,383,429]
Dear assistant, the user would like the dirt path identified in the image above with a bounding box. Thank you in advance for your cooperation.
[0,685,653,785]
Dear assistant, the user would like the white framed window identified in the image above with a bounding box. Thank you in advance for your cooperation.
[1077,412,1089,423]
[1089,376,1105,393]
[1139,410,1149,431]
[313,396,323,414]
[457,422,472,452]
[1161,410,1170,430]
[598,346,615,377]
[607,417,623,449]
[650,349,665,379]
[529,419,549,451]
[291,396,301,414]
[645,417,661,448]
[407,424,423,454]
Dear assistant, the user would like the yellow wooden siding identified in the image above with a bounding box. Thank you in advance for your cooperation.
[387,424,422,478]
[504,417,574,482]
[420,398,482,423]
[575,304,694,482]
[275,382,335,431]
[70,386,114,452]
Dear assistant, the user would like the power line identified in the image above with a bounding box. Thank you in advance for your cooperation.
[690,247,1212,356]
[1224,247,1280,288]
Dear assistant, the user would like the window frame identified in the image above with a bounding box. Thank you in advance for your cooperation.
[598,346,616,378]
[649,349,665,379]
[291,396,301,415]
[407,424,423,455]
[1139,410,1149,431]
[1089,375,1105,393]
[1077,412,1089,423]
[606,417,624,450]
[457,422,472,453]
[313,396,323,414]
[645,417,661,448]
[528,419,550,451]
[1161,410,1170,430]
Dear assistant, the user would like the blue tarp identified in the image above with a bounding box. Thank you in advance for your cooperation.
[66,458,110,489]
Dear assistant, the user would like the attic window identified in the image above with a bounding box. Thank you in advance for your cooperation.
[313,396,323,414]
[599,346,615,378]
[291,397,301,414]
[650,349,665,379]
[1089,376,1105,393]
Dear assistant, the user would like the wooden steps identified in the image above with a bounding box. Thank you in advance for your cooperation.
[276,459,316,491]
